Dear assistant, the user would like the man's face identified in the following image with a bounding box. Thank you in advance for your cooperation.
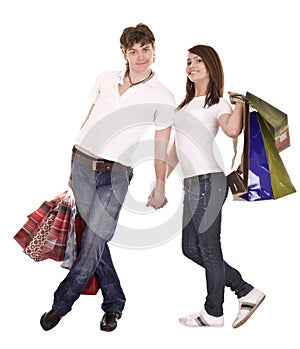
[124,42,155,72]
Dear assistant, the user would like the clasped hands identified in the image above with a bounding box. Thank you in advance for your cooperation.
[146,180,168,210]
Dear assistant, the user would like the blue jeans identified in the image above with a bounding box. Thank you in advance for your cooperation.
[52,159,133,316]
[182,172,253,317]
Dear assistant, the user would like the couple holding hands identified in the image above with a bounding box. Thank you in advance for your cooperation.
[40,23,265,332]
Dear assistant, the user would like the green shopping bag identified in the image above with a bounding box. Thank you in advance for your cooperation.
[246,92,290,152]
[258,113,296,199]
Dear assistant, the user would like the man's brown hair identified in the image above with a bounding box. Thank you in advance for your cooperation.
[120,23,155,52]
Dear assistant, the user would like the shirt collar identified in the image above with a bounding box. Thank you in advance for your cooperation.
[118,70,157,87]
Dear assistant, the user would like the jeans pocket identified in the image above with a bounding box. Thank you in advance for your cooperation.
[111,168,132,185]
[214,174,228,205]
[189,177,210,206]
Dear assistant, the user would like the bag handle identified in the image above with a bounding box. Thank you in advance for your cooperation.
[52,190,75,206]
[228,92,249,174]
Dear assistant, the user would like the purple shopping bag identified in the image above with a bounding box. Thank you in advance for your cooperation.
[241,111,273,201]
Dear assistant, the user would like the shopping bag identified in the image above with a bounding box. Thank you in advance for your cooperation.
[60,206,77,269]
[227,93,296,201]
[241,111,273,201]
[246,92,290,152]
[23,210,58,262]
[40,197,74,261]
[14,200,57,250]
[258,113,296,199]
[14,191,73,261]
[227,170,248,196]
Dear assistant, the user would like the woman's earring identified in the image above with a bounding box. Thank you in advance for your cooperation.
[153,55,156,63]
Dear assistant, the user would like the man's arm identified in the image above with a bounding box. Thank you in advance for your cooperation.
[146,126,172,209]
[80,104,95,129]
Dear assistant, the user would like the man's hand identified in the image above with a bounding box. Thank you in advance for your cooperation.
[146,180,168,210]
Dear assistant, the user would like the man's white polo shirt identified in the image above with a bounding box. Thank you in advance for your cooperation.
[75,70,175,167]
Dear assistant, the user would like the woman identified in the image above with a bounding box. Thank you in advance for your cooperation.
[167,45,265,328]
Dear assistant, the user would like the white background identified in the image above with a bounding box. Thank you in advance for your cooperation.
[1,0,300,348]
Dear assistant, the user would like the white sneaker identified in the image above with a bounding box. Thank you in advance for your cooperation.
[179,309,224,327]
[232,288,266,328]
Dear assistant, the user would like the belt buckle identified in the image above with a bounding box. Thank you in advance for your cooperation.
[92,160,104,171]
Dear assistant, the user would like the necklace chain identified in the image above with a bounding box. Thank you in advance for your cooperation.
[128,70,154,87]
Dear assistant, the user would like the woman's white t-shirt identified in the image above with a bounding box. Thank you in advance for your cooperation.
[174,96,233,178]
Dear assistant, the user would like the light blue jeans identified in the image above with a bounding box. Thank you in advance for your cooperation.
[52,158,133,316]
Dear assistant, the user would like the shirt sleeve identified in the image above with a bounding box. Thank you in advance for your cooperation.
[154,103,175,130]
[89,73,105,104]
[216,98,233,118]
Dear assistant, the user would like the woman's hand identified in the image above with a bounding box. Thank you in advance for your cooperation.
[146,180,168,210]
[228,91,246,105]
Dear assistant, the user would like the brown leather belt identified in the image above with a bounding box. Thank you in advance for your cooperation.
[72,148,128,172]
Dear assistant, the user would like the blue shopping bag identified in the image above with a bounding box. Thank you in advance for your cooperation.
[227,93,296,201]
[241,111,273,201]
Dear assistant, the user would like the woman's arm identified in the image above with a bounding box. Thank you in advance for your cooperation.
[218,92,246,138]
[218,102,244,138]
[166,140,179,179]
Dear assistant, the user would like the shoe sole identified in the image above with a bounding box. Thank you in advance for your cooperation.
[232,293,266,329]
[100,326,117,332]
[179,318,224,327]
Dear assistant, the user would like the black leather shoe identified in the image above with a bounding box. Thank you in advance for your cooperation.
[40,309,63,331]
[100,312,122,332]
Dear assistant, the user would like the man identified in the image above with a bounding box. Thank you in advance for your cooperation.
[40,23,175,332]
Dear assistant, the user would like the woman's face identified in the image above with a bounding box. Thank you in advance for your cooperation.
[124,42,155,73]
[186,52,210,84]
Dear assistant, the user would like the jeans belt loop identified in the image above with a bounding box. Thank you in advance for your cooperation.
[92,160,104,171]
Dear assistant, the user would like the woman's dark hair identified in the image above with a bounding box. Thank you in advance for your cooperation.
[177,45,224,109]
[120,23,155,52]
